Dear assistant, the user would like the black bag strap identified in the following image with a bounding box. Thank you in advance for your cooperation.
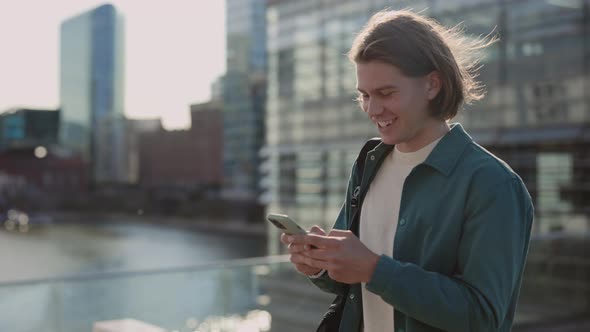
[349,138,381,235]
[315,138,382,332]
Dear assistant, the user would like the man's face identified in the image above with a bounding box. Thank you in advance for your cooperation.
[356,61,442,151]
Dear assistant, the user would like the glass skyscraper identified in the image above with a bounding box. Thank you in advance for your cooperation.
[59,4,126,184]
[223,0,267,200]
[264,0,590,254]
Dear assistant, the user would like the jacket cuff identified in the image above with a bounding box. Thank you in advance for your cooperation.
[309,268,340,292]
[308,269,326,279]
[365,254,398,295]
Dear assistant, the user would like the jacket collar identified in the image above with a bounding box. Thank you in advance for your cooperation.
[369,123,472,177]
[423,123,472,176]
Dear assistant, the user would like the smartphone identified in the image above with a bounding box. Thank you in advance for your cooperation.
[267,213,307,235]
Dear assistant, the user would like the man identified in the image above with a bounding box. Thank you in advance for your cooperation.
[282,9,534,332]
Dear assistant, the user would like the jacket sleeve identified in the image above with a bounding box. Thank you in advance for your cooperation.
[308,163,358,295]
[365,177,534,332]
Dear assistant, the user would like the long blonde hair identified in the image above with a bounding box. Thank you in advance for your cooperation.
[349,9,497,120]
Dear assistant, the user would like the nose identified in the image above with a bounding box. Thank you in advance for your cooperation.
[366,97,384,116]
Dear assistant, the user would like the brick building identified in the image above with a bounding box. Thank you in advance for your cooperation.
[139,102,222,189]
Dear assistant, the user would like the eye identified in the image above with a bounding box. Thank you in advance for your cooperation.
[355,93,368,112]
[379,89,394,97]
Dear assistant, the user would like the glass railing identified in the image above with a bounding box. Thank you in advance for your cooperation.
[0,255,333,332]
[0,238,589,332]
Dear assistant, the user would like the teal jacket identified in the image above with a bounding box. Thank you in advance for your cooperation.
[311,123,534,332]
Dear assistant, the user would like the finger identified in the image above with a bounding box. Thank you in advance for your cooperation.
[299,255,333,271]
[296,265,323,276]
[280,233,294,244]
[291,253,314,266]
[288,234,308,244]
[291,233,341,248]
[303,234,341,249]
[328,229,352,237]
[302,248,333,261]
[288,243,306,254]
[309,225,326,235]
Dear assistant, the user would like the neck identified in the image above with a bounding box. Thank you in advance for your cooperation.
[396,120,450,153]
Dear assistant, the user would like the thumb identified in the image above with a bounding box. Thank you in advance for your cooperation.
[309,225,326,236]
[328,229,352,236]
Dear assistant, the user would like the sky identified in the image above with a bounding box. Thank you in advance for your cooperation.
[0,0,226,129]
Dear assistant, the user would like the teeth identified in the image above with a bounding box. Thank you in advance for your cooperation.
[377,120,394,128]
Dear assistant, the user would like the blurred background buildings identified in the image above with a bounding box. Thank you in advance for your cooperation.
[59,4,127,185]
[222,0,268,201]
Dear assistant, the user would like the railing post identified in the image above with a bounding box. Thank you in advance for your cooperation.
[51,281,63,332]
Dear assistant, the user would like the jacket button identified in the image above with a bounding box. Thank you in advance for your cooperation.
[399,218,406,226]
[349,294,355,300]
[370,155,375,161]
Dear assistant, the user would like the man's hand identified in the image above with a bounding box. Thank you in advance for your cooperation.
[286,229,380,284]
[281,225,326,276]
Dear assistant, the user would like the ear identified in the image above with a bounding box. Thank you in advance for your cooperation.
[425,71,442,101]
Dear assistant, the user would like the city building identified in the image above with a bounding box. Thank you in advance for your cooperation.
[211,76,225,102]
[59,4,126,184]
[222,0,267,200]
[0,108,86,194]
[0,108,60,151]
[0,147,88,193]
[190,101,223,186]
[125,118,162,184]
[138,102,222,188]
[263,0,590,253]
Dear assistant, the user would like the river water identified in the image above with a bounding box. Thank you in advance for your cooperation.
[0,221,267,282]
[0,220,270,331]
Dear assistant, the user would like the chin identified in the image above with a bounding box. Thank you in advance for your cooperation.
[379,136,399,145]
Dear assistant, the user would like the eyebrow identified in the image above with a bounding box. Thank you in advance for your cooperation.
[356,84,398,93]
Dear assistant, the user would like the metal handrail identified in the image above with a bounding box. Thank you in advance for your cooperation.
[0,254,291,288]
[3,234,588,287]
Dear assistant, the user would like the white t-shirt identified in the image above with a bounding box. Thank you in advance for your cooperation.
[360,137,442,332]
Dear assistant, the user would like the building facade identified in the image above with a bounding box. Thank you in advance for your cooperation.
[222,0,267,200]
[190,101,224,187]
[0,108,60,151]
[138,102,223,188]
[263,0,590,253]
[125,118,162,184]
[0,148,88,193]
[59,4,126,184]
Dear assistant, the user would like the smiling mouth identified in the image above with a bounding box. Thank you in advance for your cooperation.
[377,119,395,128]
